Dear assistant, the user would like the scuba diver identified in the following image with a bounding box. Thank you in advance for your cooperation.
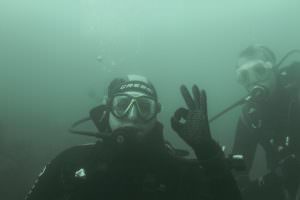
[231,45,300,200]
[25,74,241,200]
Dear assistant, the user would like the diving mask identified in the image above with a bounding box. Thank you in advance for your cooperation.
[110,93,159,121]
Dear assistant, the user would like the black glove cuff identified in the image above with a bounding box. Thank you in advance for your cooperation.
[194,140,229,178]
[193,139,222,160]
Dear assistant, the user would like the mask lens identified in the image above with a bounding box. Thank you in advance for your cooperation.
[136,97,157,120]
[253,63,269,81]
[111,95,132,118]
[237,69,249,85]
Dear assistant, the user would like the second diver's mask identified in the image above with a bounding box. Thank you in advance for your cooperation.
[236,60,276,101]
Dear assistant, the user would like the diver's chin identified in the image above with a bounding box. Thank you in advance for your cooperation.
[124,125,149,141]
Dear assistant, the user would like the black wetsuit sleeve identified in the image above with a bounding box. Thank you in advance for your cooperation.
[25,156,63,200]
[209,169,242,200]
[193,141,242,200]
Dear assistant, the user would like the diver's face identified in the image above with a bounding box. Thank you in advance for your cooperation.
[236,59,277,95]
[109,91,158,139]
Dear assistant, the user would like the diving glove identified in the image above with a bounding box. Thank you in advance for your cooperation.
[171,85,221,160]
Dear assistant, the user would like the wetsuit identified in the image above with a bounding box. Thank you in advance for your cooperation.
[26,123,241,200]
[232,62,300,200]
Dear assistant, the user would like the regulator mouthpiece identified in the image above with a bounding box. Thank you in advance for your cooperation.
[246,85,268,102]
[111,127,142,145]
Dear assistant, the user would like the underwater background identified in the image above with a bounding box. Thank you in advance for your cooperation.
[1,0,300,199]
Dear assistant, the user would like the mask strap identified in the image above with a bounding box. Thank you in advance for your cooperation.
[69,117,103,138]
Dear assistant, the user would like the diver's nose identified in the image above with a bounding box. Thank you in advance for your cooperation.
[126,104,139,121]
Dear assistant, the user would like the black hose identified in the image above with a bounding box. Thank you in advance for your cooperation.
[275,49,300,70]
[69,117,105,139]
[209,96,246,123]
